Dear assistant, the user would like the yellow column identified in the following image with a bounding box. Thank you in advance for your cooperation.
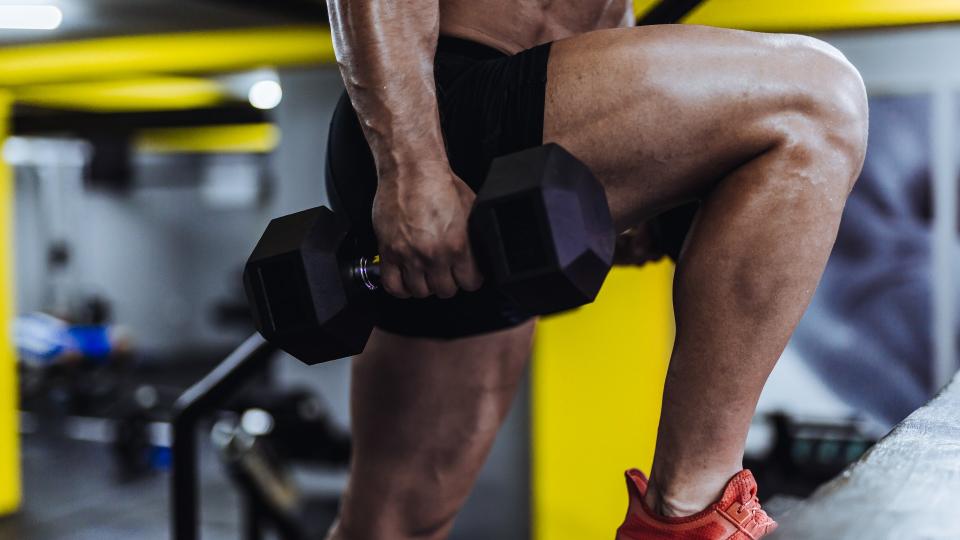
[533,262,674,539]
[0,89,21,515]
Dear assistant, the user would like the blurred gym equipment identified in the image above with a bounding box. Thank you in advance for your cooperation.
[744,413,876,499]
[211,390,348,540]
[173,335,273,540]
[172,334,351,540]
[771,373,960,538]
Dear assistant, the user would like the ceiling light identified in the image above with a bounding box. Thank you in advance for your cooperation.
[248,80,282,110]
[0,5,63,30]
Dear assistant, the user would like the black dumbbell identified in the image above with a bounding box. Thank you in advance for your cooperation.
[244,144,615,364]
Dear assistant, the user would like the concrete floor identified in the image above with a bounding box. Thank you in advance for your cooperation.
[0,433,247,540]
[0,374,531,540]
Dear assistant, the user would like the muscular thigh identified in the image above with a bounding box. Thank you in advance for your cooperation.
[351,322,535,465]
[544,25,829,228]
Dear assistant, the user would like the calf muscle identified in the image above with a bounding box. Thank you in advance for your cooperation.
[544,24,867,515]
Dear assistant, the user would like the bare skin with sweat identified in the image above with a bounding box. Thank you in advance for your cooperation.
[324,1,868,538]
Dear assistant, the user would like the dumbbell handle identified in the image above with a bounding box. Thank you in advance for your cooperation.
[350,256,382,291]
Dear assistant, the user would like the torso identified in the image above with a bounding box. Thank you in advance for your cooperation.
[440,0,633,54]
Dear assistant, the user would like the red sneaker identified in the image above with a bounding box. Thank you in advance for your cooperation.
[615,469,777,540]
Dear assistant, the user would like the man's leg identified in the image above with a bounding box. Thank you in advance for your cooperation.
[543,25,868,515]
[326,320,536,540]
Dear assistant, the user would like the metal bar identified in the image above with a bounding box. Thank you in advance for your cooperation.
[242,493,265,540]
[637,0,707,26]
[931,88,959,389]
[13,104,267,137]
[202,0,327,22]
[171,333,274,540]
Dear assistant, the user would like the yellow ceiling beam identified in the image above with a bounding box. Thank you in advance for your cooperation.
[5,4,956,109]
[14,76,228,112]
[635,0,960,31]
[136,123,280,154]
[0,25,334,87]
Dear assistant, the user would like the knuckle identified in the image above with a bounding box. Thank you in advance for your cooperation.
[436,288,457,299]
[420,245,444,265]
[383,282,404,297]
[406,245,434,266]
[462,275,483,292]
[391,245,414,261]
[427,256,452,273]
[450,236,472,257]
[385,286,407,298]
[381,274,407,298]
[429,275,458,299]
[445,236,466,253]
[412,287,431,299]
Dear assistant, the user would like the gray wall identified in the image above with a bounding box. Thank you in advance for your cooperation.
[14,150,265,354]
[12,69,342,356]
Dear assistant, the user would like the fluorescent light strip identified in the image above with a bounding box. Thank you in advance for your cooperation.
[0,5,63,30]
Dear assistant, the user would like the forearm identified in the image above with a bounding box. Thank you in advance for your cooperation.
[622,0,636,27]
[327,0,447,178]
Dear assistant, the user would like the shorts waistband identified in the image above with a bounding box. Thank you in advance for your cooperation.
[437,35,508,60]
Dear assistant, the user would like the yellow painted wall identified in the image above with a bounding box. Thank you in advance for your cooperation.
[0,90,21,516]
[533,263,674,539]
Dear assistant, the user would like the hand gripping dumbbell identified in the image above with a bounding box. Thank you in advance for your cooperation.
[243,144,615,365]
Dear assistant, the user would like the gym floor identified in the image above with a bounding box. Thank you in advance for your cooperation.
[0,362,531,540]
[0,435,242,540]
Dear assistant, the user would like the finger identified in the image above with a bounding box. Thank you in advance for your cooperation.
[401,266,432,299]
[452,251,484,292]
[380,263,410,299]
[426,264,459,299]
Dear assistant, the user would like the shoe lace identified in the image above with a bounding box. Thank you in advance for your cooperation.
[737,491,775,532]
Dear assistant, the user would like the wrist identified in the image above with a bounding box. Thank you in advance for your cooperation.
[377,155,453,185]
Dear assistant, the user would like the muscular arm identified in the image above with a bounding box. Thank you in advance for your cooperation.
[326,0,482,299]
[326,0,446,175]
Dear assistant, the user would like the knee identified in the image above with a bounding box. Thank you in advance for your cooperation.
[339,442,487,539]
[776,35,869,191]
[338,480,460,540]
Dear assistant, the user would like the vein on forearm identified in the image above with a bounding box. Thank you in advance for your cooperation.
[327,0,447,175]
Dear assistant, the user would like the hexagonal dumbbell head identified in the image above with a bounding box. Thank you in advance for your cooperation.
[469,144,615,315]
[243,207,375,364]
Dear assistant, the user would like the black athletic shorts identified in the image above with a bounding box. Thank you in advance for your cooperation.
[325,36,553,339]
